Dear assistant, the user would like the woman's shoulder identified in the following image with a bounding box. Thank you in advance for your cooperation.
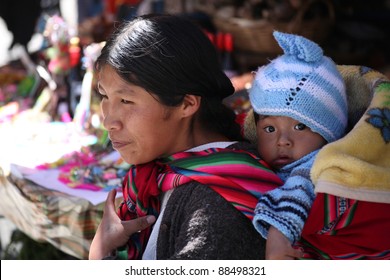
[228,141,259,156]
[167,182,233,213]
[158,182,266,259]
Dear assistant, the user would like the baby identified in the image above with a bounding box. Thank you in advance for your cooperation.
[249,31,348,259]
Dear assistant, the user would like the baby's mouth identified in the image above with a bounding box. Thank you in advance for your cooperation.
[273,156,292,168]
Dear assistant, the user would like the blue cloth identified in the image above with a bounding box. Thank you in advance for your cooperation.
[253,150,318,244]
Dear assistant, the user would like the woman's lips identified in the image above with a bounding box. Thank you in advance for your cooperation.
[111,141,129,149]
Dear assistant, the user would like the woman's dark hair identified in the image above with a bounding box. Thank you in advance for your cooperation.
[96,14,243,141]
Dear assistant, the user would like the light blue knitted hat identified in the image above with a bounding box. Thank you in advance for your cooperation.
[249,31,348,143]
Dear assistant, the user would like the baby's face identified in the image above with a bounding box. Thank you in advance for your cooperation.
[256,115,327,170]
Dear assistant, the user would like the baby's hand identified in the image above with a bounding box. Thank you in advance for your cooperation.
[265,226,303,260]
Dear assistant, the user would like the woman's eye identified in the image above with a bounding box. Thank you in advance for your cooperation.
[121,99,132,104]
[295,123,307,130]
[264,126,275,133]
[96,92,107,100]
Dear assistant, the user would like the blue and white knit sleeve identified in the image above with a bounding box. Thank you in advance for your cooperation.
[252,151,318,244]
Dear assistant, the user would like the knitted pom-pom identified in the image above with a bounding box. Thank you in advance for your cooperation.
[273,31,323,63]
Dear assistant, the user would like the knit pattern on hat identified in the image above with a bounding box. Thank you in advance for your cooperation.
[249,31,348,142]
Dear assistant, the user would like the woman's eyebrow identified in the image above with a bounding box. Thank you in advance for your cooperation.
[97,82,136,96]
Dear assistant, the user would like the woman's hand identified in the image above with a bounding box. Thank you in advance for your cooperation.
[265,226,303,260]
[88,189,156,259]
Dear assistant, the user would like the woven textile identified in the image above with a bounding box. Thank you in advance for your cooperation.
[0,173,103,259]
[118,148,283,259]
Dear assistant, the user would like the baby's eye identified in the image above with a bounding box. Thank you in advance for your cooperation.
[264,126,275,133]
[295,123,307,130]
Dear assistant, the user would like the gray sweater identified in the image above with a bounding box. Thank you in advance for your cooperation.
[157,182,266,259]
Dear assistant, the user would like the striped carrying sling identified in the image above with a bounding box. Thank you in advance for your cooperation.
[118,148,282,259]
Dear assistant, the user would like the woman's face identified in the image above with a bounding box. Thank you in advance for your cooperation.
[97,65,186,164]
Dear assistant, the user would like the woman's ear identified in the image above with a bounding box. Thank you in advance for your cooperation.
[181,94,201,117]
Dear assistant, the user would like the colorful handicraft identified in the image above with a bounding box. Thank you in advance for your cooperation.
[37,147,130,192]
[43,15,80,75]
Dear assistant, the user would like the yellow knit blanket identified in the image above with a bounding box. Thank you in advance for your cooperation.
[312,65,390,203]
[244,65,390,203]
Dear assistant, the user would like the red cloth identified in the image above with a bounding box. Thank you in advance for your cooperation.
[105,0,141,14]
[298,193,390,259]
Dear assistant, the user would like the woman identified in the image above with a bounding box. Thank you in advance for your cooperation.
[88,14,283,260]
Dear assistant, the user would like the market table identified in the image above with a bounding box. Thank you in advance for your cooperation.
[0,119,125,259]
[0,172,103,259]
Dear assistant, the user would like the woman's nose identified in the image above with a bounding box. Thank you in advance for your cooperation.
[102,112,121,131]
